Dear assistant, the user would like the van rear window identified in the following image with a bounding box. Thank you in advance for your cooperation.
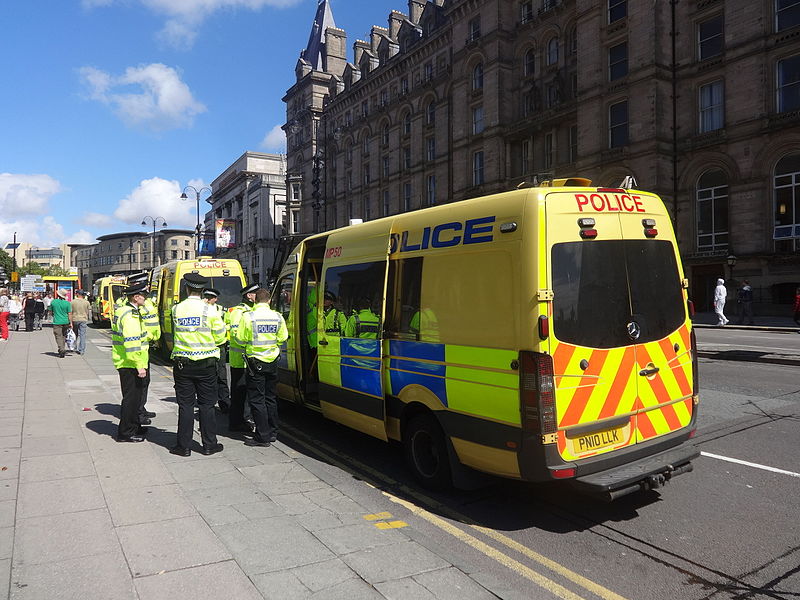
[551,240,684,348]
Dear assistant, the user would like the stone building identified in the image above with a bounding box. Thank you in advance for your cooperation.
[284,0,800,312]
[204,152,291,285]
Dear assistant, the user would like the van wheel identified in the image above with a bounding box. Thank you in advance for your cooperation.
[404,412,452,491]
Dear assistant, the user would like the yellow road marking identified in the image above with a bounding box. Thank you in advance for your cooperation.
[363,512,393,521]
[282,424,627,600]
[374,520,408,530]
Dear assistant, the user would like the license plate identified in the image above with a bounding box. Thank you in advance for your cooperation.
[568,423,630,456]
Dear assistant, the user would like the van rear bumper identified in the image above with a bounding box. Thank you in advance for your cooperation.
[569,443,699,501]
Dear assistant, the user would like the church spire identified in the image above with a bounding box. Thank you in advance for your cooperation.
[302,0,336,71]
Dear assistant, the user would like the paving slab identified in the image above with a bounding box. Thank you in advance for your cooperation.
[291,558,357,593]
[19,433,87,458]
[308,578,384,599]
[375,577,437,600]
[0,480,17,501]
[104,483,196,526]
[413,567,499,600]
[16,476,105,518]
[18,452,94,483]
[0,526,12,560]
[342,541,450,585]
[0,500,16,528]
[250,570,312,600]
[314,522,408,555]
[134,560,263,600]
[187,483,268,508]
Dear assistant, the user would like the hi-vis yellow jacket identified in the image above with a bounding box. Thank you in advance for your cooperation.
[235,303,288,364]
[111,303,149,370]
[225,303,251,369]
[171,296,226,361]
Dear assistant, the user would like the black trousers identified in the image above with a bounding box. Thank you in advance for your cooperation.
[173,357,218,449]
[118,368,148,438]
[24,312,35,332]
[138,358,151,422]
[216,345,230,410]
[245,359,279,443]
[229,366,248,428]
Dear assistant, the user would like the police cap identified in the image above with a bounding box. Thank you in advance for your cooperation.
[124,282,148,297]
[203,288,220,298]
[240,283,259,296]
[183,273,208,290]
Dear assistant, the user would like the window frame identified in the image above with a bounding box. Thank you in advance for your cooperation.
[608,41,628,81]
[472,150,485,186]
[698,14,724,61]
[699,79,725,133]
[609,100,629,148]
[696,170,729,251]
[777,54,800,113]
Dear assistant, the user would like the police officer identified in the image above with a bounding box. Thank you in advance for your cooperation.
[322,291,346,336]
[170,273,227,457]
[111,281,150,443]
[203,288,231,414]
[226,283,259,434]
[344,296,380,338]
[235,287,288,447]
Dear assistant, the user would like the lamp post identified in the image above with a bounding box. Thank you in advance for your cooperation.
[180,185,212,256]
[726,253,737,283]
[141,216,168,268]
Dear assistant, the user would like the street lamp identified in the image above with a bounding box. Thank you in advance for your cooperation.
[726,253,737,282]
[180,185,212,256]
[141,216,168,268]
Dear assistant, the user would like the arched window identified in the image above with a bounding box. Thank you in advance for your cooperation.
[774,153,800,252]
[696,169,728,251]
[472,62,484,90]
[524,48,535,77]
[426,100,436,124]
[382,123,390,145]
[547,37,559,65]
[403,112,412,135]
[568,26,577,55]
[362,134,370,156]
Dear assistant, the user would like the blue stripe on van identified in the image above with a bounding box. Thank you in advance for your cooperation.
[340,338,382,397]
[388,340,448,407]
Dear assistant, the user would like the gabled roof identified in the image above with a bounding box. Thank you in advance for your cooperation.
[301,0,337,71]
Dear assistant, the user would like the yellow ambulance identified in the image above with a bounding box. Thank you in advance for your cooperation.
[91,275,126,325]
[149,257,247,355]
[272,178,699,499]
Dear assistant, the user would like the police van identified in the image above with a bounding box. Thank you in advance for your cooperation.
[148,257,247,355]
[91,275,126,325]
[272,178,699,500]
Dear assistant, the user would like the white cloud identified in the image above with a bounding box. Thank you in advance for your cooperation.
[0,216,91,248]
[260,124,286,152]
[79,63,206,132]
[65,229,96,244]
[113,177,198,229]
[0,173,61,216]
[78,212,114,227]
[86,0,302,48]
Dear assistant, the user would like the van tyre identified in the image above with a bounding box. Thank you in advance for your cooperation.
[404,412,452,491]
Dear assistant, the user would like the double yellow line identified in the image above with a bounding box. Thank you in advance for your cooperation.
[281,423,627,600]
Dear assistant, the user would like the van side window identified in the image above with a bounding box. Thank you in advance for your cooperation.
[385,257,422,338]
[324,262,385,337]
[273,274,295,319]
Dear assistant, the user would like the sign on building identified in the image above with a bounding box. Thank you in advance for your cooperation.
[216,219,236,249]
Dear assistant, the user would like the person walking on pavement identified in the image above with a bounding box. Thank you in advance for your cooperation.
[203,287,231,414]
[225,283,259,435]
[22,293,36,332]
[235,287,288,447]
[70,290,91,355]
[736,280,755,325]
[8,295,22,332]
[33,293,45,330]
[714,278,728,326]
[42,292,53,322]
[170,273,227,457]
[111,281,151,443]
[51,289,73,357]
[0,288,10,342]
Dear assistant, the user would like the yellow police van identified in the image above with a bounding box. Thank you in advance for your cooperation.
[271,178,699,499]
[91,275,126,325]
[149,257,247,355]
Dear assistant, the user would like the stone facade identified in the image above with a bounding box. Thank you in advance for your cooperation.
[285,0,800,311]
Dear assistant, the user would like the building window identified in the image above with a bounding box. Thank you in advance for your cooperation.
[364,197,371,221]
[522,139,531,174]
[698,15,724,61]
[403,147,411,170]
[776,0,800,32]
[472,62,484,90]
[291,210,300,234]
[403,112,412,135]
[401,77,409,95]
[699,80,724,132]
[171,250,178,259]
[184,239,190,246]
[362,135,370,155]
[546,37,559,65]
[523,91,534,117]
[468,16,481,42]
[777,55,800,112]
[546,84,559,108]
[426,137,436,161]
[426,175,436,205]
[383,156,390,177]
[383,190,390,216]
[609,0,626,23]
[521,1,534,23]
[568,26,578,56]
[170,239,177,246]
[544,133,554,169]
[363,164,371,186]
[426,100,436,124]
[472,105,484,134]
[361,100,368,117]
[524,48,535,77]
[382,123,390,145]
[380,89,388,106]
[609,41,628,80]
[472,151,485,186]
[774,153,800,251]
[424,62,433,81]
[403,183,412,211]
[569,124,578,163]
[347,171,353,190]
[253,214,258,238]
[609,100,629,147]
[696,170,729,251]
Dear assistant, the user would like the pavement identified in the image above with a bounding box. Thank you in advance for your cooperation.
[692,312,800,366]
[0,326,506,600]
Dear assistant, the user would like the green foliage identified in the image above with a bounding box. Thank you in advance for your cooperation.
[0,249,12,277]
[44,265,69,277]
[18,263,46,277]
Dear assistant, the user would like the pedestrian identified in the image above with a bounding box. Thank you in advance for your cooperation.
[42,292,53,322]
[793,286,800,332]
[33,293,45,329]
[8,295,22,332]
[713,278,728,326]
[0,288,9,342]
[111,281,150,443]
[225,283,259,435]
[22,293,36,332]
[70,290,91,355]
[736,280,755,325]
[235,287,288,447]
[50,289,73,358]
[203,288,231,414]
[169,273,227,457]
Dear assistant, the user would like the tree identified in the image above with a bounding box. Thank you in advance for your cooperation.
[44,265,69,277]
[18,263,45,277]
[0,249,12,279]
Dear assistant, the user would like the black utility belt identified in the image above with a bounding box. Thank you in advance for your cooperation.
[174,356,217,369]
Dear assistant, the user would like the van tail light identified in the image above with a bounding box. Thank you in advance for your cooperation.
[580,229,598,239]
[644,228,658,238]
[687,300,695,317]
[520,351,556,435]
[537,315,549,340]
[690,328,699,396]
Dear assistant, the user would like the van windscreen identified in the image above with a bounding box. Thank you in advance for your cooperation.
[551,240,684,348]
[179,275,242,310]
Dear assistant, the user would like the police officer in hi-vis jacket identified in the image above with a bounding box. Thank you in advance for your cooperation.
[234,287,288,447]
[170,273,227,457]
[225,283,259,434]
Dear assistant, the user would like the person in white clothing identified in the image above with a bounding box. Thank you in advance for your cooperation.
[714,278,728,326]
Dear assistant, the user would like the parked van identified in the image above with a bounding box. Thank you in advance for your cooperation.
[149,257,247,355]
[272,178,700,499]
[91,275,126,325]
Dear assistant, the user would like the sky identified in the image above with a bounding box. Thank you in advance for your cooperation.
[0,0,401,249]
